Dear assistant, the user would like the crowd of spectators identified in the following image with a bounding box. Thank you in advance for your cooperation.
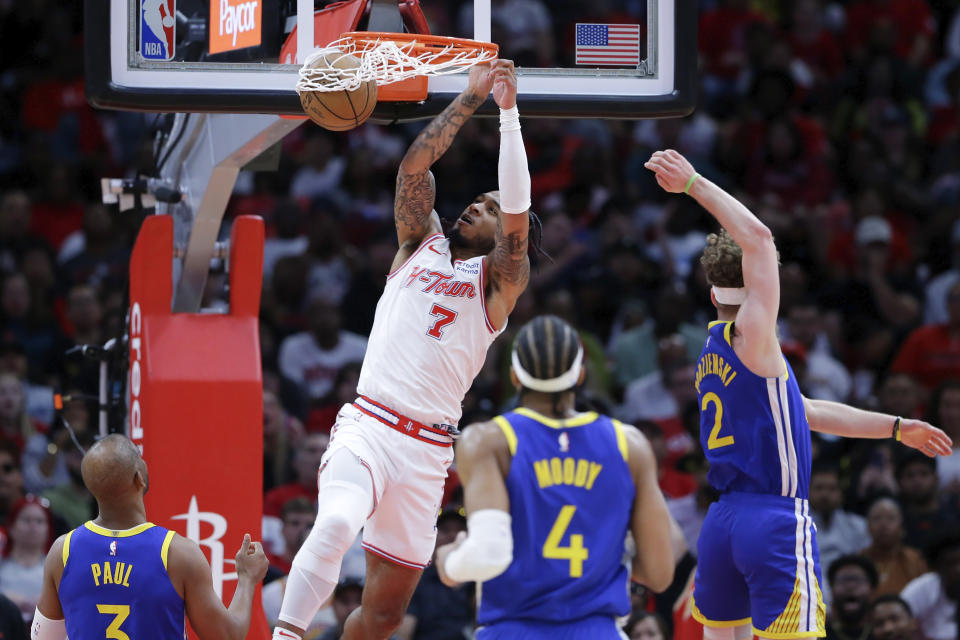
[1,0,960,637]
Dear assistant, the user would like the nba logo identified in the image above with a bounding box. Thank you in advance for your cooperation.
[109,541,117,556]
[140,0,176,61]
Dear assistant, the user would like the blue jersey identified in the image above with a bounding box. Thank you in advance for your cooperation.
[477,407,634,627]
[696,321,812,499]
[59,521,185,640]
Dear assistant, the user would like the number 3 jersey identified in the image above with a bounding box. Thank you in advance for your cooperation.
[357,233,505,427]
[58,522,185,640]
[477,408,634,627]
[697,321,812,500]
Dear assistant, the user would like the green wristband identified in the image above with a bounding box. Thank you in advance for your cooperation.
[684,173,701,195]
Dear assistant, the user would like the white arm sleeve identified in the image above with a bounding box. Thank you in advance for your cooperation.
[498,107,531,214]
[443,509,513,583]
[31,608,66,640]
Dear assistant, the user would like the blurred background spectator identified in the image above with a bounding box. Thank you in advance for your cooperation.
[0,496,52,622]
[869,594,917,640]
[825,555,877,640]
[900,532,960,640]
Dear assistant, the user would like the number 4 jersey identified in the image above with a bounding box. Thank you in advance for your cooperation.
[58,522,185,639]
[477,408,635,627]
[357,233,504,428]
[696,321,812,499]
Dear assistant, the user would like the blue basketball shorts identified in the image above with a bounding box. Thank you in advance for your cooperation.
[691,492,826,639]
[476,615,625,639]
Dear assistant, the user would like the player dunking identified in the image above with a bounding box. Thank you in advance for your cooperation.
[644,149,953,640]
[434,314,677,639]
[274,59,538,640]
[31,434,269,640]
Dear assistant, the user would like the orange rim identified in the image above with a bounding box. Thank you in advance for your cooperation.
[339,32,498,63]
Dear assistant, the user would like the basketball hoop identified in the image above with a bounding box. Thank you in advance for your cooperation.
[296,32,499,94]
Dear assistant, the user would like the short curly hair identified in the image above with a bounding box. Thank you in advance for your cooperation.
[700,230,744,288]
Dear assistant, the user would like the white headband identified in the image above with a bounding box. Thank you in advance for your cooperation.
[712,286,746,305]
[511,346,584,393]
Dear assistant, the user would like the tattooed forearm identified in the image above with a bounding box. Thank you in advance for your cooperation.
[394,91,484,237]
[394,171,435,234]
[491,218,530,288]
[399,91,484,174]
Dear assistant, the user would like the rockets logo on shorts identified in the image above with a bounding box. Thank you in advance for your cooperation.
[140,0,176,61]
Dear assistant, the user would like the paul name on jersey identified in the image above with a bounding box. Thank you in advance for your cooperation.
[89,560,134,587]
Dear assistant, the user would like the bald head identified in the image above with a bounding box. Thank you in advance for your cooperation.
[81,434,148,504]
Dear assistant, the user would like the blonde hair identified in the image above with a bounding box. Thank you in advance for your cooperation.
[700,230,745,288]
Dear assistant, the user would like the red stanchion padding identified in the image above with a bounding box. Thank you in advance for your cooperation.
[230,215,265,317]
[129,215,269,639]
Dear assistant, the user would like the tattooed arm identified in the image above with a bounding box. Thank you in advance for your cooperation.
[392,65,494,264]
[485,209,530,329]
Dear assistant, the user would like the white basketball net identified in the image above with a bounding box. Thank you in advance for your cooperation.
[296,36,498,93]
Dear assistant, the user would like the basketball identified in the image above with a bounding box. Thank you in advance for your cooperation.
[298,50,377,131]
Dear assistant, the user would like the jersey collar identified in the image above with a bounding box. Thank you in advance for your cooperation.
[84,521,155,538]
[513,407,598,429]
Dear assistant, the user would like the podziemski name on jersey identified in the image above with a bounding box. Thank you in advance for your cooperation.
[404,266,477,298]
[694,352,738,394]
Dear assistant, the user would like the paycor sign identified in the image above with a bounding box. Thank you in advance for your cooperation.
[209,0,261,54]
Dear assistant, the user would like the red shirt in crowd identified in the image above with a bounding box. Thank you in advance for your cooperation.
[789,30,845,82]
[844,0,935,62]
[263,483,316,517]
[267,553,292,575]
[891,324,960,389]
[699,5,770,77]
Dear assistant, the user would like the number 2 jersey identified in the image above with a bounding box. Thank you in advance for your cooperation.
[357,233,504,427]
[477,408,634,627]
[58,522,185,639]
[697,321,812,499]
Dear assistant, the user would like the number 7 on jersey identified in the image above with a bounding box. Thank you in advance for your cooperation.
[427,304,457,339]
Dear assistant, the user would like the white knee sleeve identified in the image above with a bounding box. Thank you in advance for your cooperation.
[703,623,752,640]
[278,450,373,629]
[443,509,513,583]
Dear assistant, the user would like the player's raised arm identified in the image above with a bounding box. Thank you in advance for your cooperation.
[485,60,532,330]
[394,64,495,252]
[171,533,268,640]
[646,150,780,371]
[802,396,953,457]
[623,425,675,592]
[31,535,67,640]
[436,421,513,588]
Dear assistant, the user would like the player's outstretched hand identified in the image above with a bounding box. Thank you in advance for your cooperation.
[434,531,467,588]
[491,60,517,110]
[234,533,269,583]
[466,63,496,100]
[899,419,954,458]
[644,149,698,194]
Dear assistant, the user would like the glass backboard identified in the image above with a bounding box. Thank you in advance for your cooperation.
[86,0,697,120]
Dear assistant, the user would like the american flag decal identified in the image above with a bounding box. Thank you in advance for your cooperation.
[575,23,641,66]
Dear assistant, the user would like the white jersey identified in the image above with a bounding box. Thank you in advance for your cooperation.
[357,233,505,427]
